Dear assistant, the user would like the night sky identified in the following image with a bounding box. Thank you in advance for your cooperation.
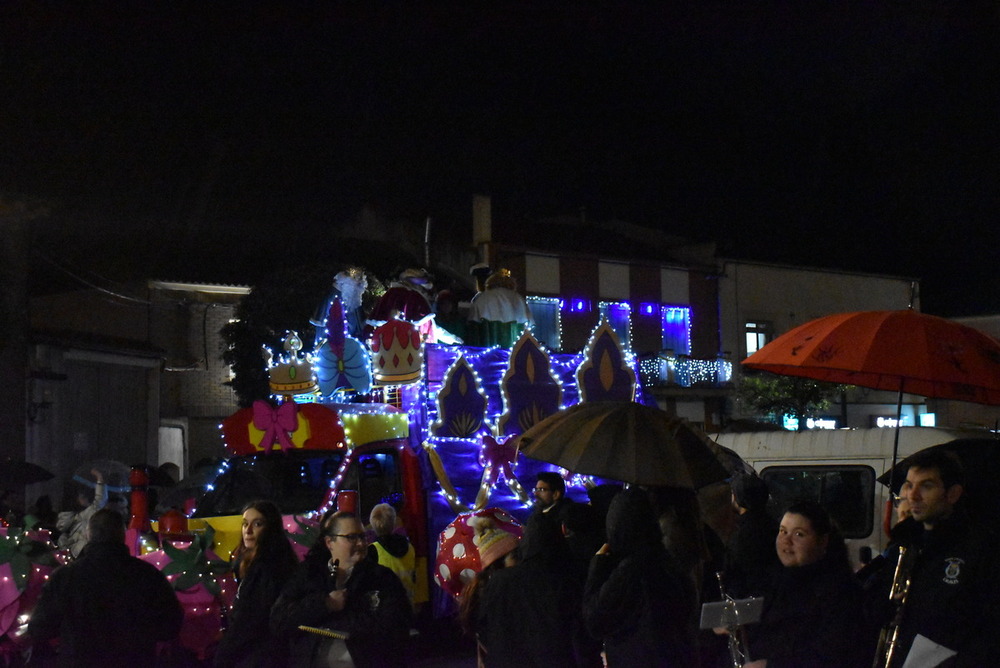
[3,4,998,316]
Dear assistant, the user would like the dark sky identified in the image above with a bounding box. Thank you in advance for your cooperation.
[3,3,999,316]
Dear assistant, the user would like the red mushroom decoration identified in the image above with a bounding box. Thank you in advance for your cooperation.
[433,508,522,599]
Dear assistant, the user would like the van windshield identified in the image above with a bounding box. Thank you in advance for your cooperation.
[761,465,876,539]
[192,450,346,517]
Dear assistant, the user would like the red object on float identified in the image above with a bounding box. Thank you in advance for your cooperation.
[221,402,345,456]
[336,490,358,514]
[129,467,151,532]
[159,509,189,535]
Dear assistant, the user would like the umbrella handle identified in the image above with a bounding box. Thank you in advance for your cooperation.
[882,498,894,537]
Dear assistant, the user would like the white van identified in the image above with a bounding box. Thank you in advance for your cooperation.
[709,426,995,567]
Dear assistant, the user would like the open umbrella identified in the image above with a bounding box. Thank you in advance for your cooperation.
[515,400,729,488]
[743,309,1000,489]
[0,460,54,487]
[876,438,1000,517]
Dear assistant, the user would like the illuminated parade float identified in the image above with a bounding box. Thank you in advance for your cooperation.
[3,270,660,660]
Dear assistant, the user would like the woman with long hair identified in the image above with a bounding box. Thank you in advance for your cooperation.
[214,500,299,667]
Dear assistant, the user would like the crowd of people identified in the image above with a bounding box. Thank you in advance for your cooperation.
[14,445,999,667]
[461,451,999,668]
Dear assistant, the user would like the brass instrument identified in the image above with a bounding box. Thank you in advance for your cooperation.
[716,571,752,668]
[873,545,912,668]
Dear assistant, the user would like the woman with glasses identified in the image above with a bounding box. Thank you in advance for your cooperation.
[214,499,299,668]
[271,510,412,667]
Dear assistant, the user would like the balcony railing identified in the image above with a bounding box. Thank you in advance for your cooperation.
[638,351,733,388]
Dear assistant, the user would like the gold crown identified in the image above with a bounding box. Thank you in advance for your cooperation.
[371,317,423,384]
[265,332,318,396]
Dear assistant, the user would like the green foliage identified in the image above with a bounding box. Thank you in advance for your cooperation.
[161,524,230,596]
[0,527,59,591]
[221,265,339,407]
[737,372,846,430]
[285,514,321,549]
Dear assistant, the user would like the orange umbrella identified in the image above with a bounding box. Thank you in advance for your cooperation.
[742,309,1000,490]
[742,309,1000,405]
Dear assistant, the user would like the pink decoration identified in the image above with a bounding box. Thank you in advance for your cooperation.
[141,549,236,661]
[251,400,298,453]
[0,561,53,639]
[481,435,518,488]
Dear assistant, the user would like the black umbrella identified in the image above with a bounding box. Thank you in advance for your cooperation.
[0,460,55,487]
[877,437,1000,520]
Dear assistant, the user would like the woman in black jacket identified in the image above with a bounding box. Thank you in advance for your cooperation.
[214,500,299,668]
[270,510,412,668]
[745,500,869,668]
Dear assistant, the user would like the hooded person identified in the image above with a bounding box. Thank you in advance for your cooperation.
[724,472,779,599]
[583,487,699,668]
[479,513,588,667]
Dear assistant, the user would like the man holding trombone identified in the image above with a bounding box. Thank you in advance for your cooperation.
[868,449,998,667]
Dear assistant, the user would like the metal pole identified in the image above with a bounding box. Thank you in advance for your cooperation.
[887,378,905,495]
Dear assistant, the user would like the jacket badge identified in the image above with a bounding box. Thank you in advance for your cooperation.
[942,557,964,585]
[365,590,381,611]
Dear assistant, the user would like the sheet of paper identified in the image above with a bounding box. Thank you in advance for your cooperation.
[900,633,957,668]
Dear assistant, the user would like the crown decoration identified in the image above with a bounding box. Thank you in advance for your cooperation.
[264,331,318,398]
[371,316,423,385]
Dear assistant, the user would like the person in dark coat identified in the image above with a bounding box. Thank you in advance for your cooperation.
[28,508,184,667]
[745,500,868,668]
[583,487,699,668]
[271,510,412,668]
[214,500,300,668]
[479,512,589,667]
[865,449,999,667]
[531,471,575,527]
[724,472,779,599]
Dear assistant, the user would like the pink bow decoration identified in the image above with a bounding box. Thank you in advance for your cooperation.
[481,435,518,488]
[252,400,298,453]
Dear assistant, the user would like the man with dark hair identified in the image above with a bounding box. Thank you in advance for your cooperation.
[28,509,184,667]
[868,448,998,667]
[532,471,573,524]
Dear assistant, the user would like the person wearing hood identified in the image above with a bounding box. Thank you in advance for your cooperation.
[583,487,699,667]
[366,503,419,612]
[723,472,779,599]
[479,512,590,667]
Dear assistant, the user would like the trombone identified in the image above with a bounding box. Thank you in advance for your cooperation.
[716,571,753,668]
[873,545,912,668]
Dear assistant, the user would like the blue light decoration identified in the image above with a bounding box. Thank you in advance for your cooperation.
[417,316,643,528]
[661,305,691,356]
[639,302,658,317]
[525,296,562,351]
[576,317,637,403]
[430,355,490,439]
[598,301,632,350]
[497,330,562,436]
[567,298,591,313]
